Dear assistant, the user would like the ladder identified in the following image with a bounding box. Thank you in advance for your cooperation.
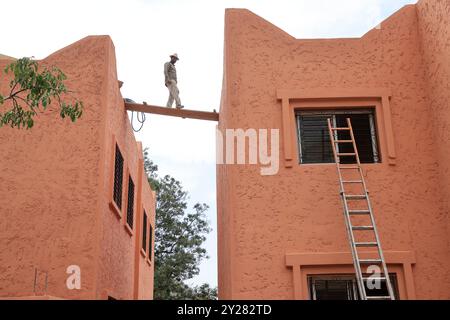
[327,118,395,300]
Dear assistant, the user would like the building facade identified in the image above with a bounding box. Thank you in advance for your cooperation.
[0,36,155,300]
[217,0,450,299]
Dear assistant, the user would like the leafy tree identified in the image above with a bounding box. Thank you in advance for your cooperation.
[143,149,217,300]
[0,57,83,129]
[184,283,218,300]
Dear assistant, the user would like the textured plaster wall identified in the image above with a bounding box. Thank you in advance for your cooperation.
[88,36,155,300]
[95,37,137,300]
[217,38,235,298]
[138,175,156,300]
[0,37,105,299]
[417,0,450,248]
[218,3,450,299]
[0,36,155,299]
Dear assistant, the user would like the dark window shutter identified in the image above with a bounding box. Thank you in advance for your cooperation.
[148,224,153,260]
[308,274,399,300]
[298,114,334,164]
[335,114,375,164]
[311,279,357,300]
[126,176,135,228]
[362,274,399,300]
[142,212,147,252]
[113,145,124,209]
[297,110,379,164]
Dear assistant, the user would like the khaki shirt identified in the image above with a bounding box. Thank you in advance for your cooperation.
[164,62,177,83]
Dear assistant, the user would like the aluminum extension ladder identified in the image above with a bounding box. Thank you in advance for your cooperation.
[327,118,395,300]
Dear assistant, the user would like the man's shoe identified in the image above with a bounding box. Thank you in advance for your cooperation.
[176,105,184,109]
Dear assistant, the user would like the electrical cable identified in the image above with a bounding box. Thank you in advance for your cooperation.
[131,110,146,132]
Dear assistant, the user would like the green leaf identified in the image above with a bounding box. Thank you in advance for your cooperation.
[27,118,34,128]
[0,57,83,129]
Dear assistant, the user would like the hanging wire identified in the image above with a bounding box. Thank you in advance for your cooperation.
[131,110,146,132]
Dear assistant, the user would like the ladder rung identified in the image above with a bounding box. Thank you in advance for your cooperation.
[331,127,351,131]
[339,166,360,170]
[359,259,382,264]
[355,242,378,247]
[342,180,363,183]
[362,277,386,281]
[348,210,370,215]
[366,296,393,300]
[345,194,366,199]
[352,225,374,230]
[337,153,356,156]
[335,140,353,143]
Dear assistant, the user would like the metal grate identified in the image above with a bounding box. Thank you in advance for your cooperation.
[113,144,124,209]
[142,211,147,252]
[296,110,380,164]
[308,274,399,300]
[126,176,135,228]
[148,224,153,260]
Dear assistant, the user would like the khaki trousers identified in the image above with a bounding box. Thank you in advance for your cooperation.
[166,79,182,107]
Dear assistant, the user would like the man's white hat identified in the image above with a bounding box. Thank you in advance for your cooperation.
[170,53,179,60]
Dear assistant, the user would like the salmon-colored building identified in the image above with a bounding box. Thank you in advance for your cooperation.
[0,36,156,300]
[218,0,450,299]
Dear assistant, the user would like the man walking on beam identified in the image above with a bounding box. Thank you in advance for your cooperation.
[164,53,184,109]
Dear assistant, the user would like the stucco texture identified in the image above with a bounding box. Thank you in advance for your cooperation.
[218,1,450,299]
[0,36,155,299]
[417,0,450,249]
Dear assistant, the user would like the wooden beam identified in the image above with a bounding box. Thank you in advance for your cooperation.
[125,102,219,122]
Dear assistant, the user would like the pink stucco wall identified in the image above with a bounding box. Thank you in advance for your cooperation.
[417,0,450,249]
[0,36,155,299]
[218,1,450,299]
[138,173,156,300]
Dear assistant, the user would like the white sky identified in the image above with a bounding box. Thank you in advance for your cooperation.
[1,0,418,288]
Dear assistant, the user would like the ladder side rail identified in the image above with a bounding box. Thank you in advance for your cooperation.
[363,191,396,300]
[328,119,367,299]
[328,119,345,197]
[346,118,395,300]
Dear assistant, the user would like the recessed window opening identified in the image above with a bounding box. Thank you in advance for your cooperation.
[126,176,135,228]
[113,144,124,208]
[308,274,399,300]
[296,109,380,164]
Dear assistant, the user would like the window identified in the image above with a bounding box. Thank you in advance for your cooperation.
[142,211,147,252]
[308,274,399,300]
[296,110,380,164]
[148,224,153,260]
[113,144,124,209]
[126,176,135,229]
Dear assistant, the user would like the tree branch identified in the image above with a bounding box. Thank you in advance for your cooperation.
[3,88,29,101]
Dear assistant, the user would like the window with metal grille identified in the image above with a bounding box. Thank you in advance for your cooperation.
[307,274,399,300]
[296,110,380,164]
[113,144,124,209]
[126,176,135,229]
[148,224,153,260]
[142,211,147,252]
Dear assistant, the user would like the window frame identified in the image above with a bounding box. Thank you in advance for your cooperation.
[307,273,399,300]
[296,109,380,165]
[309,275,359,300]
[109,136,126,220]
